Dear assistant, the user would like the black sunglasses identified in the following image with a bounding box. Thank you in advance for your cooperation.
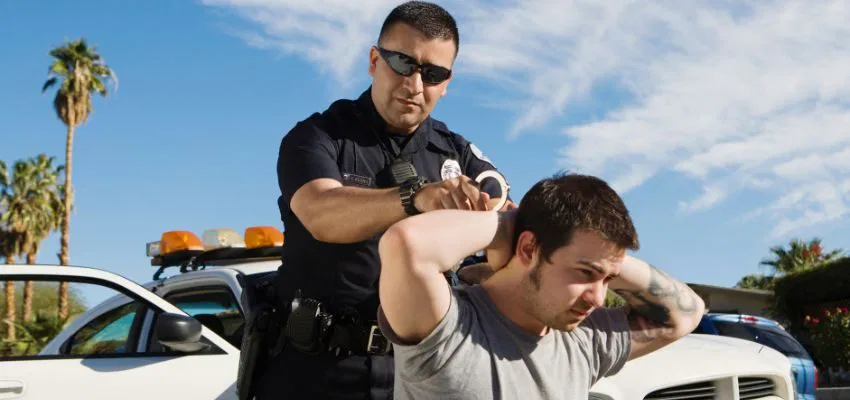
[376,46,452,84]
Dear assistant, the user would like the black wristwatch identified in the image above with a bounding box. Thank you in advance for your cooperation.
[399,176,426,216]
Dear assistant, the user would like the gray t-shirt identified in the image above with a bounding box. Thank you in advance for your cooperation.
[377,284,632,400]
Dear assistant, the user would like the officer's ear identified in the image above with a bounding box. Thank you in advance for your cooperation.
[368,46,380,77]
[440,76,452,96]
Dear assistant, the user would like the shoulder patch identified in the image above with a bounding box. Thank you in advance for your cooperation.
[469,143,493,164]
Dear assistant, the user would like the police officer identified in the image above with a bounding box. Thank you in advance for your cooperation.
[256,2,510,399]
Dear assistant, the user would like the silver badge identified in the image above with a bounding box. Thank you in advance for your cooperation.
[441,159,462,180]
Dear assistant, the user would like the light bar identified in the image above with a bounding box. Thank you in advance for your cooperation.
[146,241,162,257]
[159,231,203,255]
[201,228,246,250]
[245,226,284,248]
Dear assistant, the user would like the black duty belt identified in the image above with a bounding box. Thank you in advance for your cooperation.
[326,321,393,357]
[281,291,392,357]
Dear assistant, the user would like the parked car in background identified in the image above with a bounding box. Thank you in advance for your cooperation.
[693,313,817,400]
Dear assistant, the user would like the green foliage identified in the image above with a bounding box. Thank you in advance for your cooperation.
[772,256,850,328]
[0,282,86,324]
[804,307,850,369]
[735,274,775,290]
[42,37,117,126]
[0,154,64,260]
[736,237,845,292]
[604,290,626,308]
[3,311,73,356]
[0,283,85,356]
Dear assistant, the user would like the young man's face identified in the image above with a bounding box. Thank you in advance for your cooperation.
[368,22,455,134]
[519,230,625,332]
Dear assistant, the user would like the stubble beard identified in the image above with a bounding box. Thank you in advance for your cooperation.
[521,260,584,333]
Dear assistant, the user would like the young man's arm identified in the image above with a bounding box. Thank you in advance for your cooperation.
[608,256,706,360]
[378,209,506,343]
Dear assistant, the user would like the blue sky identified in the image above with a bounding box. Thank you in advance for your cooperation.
[2,0,849,292]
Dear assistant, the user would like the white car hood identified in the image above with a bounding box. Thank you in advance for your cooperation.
[593,334,790,396]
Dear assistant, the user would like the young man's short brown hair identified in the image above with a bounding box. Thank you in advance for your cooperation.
[513,172,640,262]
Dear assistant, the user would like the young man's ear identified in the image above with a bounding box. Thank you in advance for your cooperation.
[515,231,538,268]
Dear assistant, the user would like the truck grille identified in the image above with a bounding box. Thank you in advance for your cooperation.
[644,380,716,400]
[738,376,775,399]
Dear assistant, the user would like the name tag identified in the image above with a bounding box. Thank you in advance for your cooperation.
[342,172,373,188]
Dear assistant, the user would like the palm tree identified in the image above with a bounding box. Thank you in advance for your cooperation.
[737,237,845,290]
[759,237,843,275]
[9,156,64,323]
[735,274,775,291]
[41,37,117,319]
[0,161,23,341]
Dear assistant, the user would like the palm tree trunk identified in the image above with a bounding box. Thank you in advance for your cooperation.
[3,255,15,342]
[58,122,74,320]
[23,253,36,323]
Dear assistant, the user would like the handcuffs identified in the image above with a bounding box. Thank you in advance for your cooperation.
[475,170,510,211]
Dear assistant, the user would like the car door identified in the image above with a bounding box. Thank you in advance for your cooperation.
[0,265,238,400]
[158,284,245,350]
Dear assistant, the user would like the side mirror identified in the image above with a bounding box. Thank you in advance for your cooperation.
[155,312,210,353]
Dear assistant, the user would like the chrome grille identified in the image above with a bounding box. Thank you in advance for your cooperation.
[644,380,716,400]
[738,376,775,399]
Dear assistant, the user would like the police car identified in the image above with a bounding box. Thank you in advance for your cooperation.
[0,227,796,399]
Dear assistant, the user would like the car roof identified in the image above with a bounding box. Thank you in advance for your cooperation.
[704,312,782,327]
[143,259,280,287]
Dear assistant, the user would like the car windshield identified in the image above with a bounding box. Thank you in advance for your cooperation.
[713,321,809,358]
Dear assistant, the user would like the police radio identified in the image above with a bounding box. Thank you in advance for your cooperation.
[389,158,419,186]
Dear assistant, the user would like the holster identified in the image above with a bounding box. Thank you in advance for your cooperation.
[236,273,284,400]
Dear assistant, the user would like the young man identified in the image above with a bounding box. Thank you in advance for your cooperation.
[377,173,706,399]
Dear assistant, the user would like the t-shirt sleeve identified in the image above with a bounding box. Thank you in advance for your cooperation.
[377,287,471,383]
[277,119,341,205]
[578,307,632,383]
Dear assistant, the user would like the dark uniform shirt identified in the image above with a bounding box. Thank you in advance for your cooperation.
[275,87,506,319]
[262,87,507,399]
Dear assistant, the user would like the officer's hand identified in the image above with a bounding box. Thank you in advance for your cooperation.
[414,176,490,212]
[485,209,518,271]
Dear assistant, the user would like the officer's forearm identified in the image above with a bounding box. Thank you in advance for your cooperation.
[299,186,408,244]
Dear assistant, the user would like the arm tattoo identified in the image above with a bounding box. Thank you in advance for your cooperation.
[614,264,700,343]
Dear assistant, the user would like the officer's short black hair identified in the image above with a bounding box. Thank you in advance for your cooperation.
[378,1,460,56]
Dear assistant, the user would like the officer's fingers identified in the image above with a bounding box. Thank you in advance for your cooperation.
[447,175,470,189]
[480,192,492,211]
[449,188,472,210]
[449,185,473,210]
[440,195,457,210]
[459,178,486,211]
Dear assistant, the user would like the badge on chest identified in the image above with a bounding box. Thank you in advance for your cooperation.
[440,158,462,181]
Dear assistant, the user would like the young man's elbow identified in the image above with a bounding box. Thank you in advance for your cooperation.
[672,298,706,339]
[379,224,417,266]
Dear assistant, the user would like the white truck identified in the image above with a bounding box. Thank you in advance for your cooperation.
[0,227,796,399]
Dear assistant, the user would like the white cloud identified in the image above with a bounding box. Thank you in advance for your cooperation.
[202,0,850,237]
[201,0,401,87]
[679,185,726,214]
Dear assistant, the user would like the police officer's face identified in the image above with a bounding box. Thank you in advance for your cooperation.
[369,22,456,134]
[518,230,624,332]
